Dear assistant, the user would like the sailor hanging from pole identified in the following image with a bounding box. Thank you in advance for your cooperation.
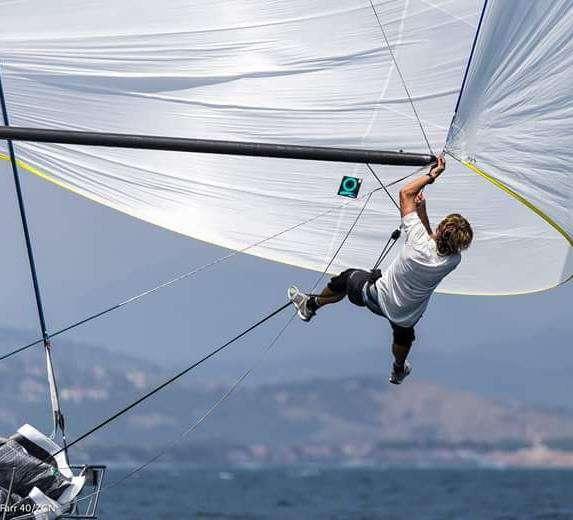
[288,156,473,384]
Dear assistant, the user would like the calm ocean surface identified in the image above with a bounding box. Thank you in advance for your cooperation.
[97,467,573,519]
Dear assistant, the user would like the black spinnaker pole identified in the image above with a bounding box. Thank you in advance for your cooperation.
[0,71,68,456]
[0,125,436,166]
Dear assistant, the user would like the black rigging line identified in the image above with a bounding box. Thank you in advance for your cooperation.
[0,197,355,362]
[72,172,382,502]
[57,185,383,458]
[365,164,429,272]
[75,178,387,458]
[1,170,414,363]
[0,169,415,502]
[367,0,434,155]
[53,301,291,457]
[372,228,402,271]
[15,169,410,502]
[366,163,428,214]
[103,315,298,492]
[366,163,400,211]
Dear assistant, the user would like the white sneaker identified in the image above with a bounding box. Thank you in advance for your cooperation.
[389,361,412,385]
[287,285,315,322]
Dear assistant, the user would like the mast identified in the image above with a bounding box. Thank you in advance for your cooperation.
[0,71,68,453]
[0,126,436,166]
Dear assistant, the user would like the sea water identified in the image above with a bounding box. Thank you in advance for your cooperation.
[99,466,573,519]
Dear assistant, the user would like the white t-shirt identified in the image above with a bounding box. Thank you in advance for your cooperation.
[369,212,461,327]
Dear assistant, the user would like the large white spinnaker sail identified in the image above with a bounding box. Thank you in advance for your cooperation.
[0,0,570,295]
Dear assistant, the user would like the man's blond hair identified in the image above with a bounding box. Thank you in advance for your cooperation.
[435,214,473,256]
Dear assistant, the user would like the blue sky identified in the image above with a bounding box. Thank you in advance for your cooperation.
[1,164,571,409]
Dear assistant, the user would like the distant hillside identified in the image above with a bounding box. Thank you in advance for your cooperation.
[2,328,573,467]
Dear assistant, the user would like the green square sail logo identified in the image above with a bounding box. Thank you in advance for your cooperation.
[338,176,362,198]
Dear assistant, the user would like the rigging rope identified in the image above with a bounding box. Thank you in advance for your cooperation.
[0,171,414,520]
[55,184,385,458]
[0,194,362,362]
[2,296,317,520]
[71,168,382,504]
[366,163,400,210]
[105,314,298,492]
[0,170,415,363]
[372,228,402,271]
[366,164,427,212]
[367,0,434,156]
[53,301,291,457]
[17,165,414,513]
[365,165,428,270]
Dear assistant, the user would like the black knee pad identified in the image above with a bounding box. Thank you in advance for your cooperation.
[392,324,415,347]
[327,269,354,294]
[346,270,369,307]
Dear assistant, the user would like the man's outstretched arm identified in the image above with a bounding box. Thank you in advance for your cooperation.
[399,155,445,217]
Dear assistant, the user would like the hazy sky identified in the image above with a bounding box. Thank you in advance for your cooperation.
[1,162,571,408]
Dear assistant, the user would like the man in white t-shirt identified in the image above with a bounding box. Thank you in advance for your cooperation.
[288,155,473,384]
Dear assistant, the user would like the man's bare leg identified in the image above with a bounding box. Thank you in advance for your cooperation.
[310,287,345,309]
[289,270,355,321]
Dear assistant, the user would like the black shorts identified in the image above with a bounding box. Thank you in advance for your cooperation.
[327,268,416,348]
